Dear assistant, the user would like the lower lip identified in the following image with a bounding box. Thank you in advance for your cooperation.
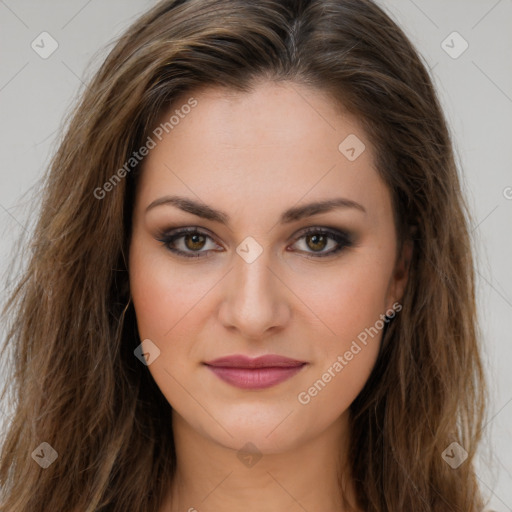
[205,365,306,389]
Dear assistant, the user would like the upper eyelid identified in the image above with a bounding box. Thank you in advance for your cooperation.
[159,227,220,246]
[159,225,348,241]
[159,226,351,252]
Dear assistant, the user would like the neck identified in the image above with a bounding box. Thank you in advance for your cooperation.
[162,411,359,512]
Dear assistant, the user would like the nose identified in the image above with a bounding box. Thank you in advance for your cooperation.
[217,245,291,340]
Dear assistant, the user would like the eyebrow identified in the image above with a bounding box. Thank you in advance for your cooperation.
[145,195,366,224]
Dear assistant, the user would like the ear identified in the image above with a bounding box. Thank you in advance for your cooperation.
[387,236,413,308]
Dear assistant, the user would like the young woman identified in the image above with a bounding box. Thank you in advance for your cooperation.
[0,0,488,511]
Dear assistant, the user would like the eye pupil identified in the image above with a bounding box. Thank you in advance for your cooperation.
[185,233,206,250]
[306,234,327,252]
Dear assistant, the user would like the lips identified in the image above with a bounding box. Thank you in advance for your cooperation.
[203,354,307,389]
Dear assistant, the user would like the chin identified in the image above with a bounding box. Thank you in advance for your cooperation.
[186,403,312,453]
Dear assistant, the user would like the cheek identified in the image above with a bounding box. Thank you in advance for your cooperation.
[290,254,395,413]
[129,238,216,341]
[129,241,212,413]
[292,257,393,352]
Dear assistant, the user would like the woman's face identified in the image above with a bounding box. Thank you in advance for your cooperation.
[129,80,409,453]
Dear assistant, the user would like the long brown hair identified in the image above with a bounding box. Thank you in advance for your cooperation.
[0,0,487,510]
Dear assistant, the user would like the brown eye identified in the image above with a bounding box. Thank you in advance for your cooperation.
[157,228,221,259]
[305,233,328,252]
[184,233,207,251]
[291,228,354,258]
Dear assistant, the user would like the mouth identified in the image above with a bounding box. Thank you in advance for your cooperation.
[203,354,308,390]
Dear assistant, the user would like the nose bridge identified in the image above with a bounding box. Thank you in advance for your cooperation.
[236,246,272,295]
[218,238,289,338]
[233,240,277,311]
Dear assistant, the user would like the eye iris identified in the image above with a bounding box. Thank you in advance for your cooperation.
[306,233,327,252]
[185,233,206,251]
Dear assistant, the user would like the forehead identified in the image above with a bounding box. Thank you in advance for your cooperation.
[135,81,391,224]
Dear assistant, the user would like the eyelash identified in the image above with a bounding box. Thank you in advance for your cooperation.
[156,226,354,260]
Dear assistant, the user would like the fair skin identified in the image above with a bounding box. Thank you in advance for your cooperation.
[129,80,410,512]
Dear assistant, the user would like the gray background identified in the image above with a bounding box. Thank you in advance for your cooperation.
[0,0,510,509]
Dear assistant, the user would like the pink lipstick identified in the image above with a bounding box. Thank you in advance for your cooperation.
[203,354,307,390]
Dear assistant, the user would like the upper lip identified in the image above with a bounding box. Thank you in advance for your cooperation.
[204,354,306,368]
